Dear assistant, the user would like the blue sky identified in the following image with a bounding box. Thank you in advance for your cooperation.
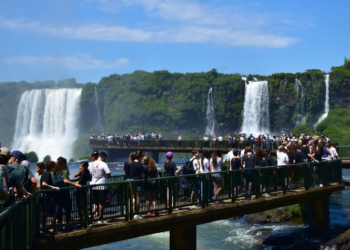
[0,0,349,84]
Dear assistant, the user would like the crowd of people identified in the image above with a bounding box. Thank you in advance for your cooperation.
[0,132,340,227]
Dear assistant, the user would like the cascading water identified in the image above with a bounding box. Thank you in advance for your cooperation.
[241,81,270,135]
[94,86,104,134]
[12,88,82,161]
[204,87,215,137]
[295,78,306,125]
[314,74,330,127]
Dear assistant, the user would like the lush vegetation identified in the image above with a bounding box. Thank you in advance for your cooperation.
[24,151,39,162]
[1,59,350,159]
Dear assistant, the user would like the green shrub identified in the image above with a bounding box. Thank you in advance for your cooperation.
[43,155,51,162]
[69,158,75,163]
[24,151,38,162]
[288,204,302,217]
[79,155,91,160]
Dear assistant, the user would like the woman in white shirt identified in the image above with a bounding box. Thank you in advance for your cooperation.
[210,150,223,202]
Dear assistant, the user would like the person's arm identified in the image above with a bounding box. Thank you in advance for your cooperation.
[42,182,60,190]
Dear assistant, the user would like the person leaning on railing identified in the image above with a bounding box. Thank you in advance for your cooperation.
[0,148,10,207]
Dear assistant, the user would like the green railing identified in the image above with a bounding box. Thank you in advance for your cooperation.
[0,196,39,250]
[337,146,350,159]
[0,159,343,248]
[37,159,342,231]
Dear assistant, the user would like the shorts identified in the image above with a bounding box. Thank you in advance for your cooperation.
[92,189,108,206]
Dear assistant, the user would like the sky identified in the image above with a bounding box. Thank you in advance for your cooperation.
[0,0,349,84]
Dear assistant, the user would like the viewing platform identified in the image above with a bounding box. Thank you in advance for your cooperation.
[0,160,344,249]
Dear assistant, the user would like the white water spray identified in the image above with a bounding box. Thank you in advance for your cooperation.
[314,74,330,127]
[12,88,82,161]
[94,86,104,134]
[204,87,215,137]
[295,78,306,125]
[241,81,270,135]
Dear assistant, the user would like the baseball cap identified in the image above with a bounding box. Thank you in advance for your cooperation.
[0,147,10,157]
[166,151,173,158]
[10,150,26,161]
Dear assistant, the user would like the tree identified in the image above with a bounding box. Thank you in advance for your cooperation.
[43,155,51,162]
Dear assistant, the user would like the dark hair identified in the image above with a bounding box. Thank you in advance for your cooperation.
[91,151,99,159]
[99,151,107,158]
[45,161,56,171]
[212,150,222,169]
[55,156,69,175]
[36,162,45,170]
[143,156,157,172]
[201,150,211,170]
[80,161,89,168]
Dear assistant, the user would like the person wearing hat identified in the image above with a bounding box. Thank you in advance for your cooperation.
[0,147,30,205]
[8,150,37,194]
[0,147,10,204]
[164,151,181,209]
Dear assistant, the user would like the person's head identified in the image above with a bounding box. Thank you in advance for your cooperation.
[134,151,143,161]
[9,150,26,164]
[45,161,56,172]
[213,149,222,158]
[245,146,252,153]
[166,151,173,160]
[0,147,10,165]
[91,152,99,161]
[99,151,108,162]
[80,161,89,171]
[192,150,200,158]
[36,162,45,174]
[202,150,211,159]
[233,149,239,156]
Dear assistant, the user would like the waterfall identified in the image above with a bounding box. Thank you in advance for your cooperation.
[12,88,82,161]
[314,74,330,127]
[241,81,270,135]
[204,87,215,137]
[295,78,306,125]
[94,86,104,134]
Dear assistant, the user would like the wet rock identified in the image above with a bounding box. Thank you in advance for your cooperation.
[245,208,293,224]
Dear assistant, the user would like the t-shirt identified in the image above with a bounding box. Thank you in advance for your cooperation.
[242,153,257,169]
[0,166,5,190]
[144,165,158,179]
[89,160,111,190]
[231,158,241,170]
[77,169,91,186]
[293,151,307,164]
[201,158,210,173]
[34,173,42,188]
[7,163,29,187]
[40,171,53,190]
[259,159,269,167]
[164,162,177,177]
[226,151,234,168]
[191,158,201,173]
[124,161,130,179]
[210,157,222,172]
[129,161,145,180]
[277,151,289,166]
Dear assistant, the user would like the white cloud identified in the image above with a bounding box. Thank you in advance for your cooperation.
[0,0,301,48]
[5,54,129,70]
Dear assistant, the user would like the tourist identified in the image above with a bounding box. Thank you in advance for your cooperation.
[8,150,37,194]
[178,135,183,148]
[0,148,10,205]
[242,145,256,199]
[277,145,289,166]
[142,156,158,216]
[230,149,242,197]
[40,161,60,229]
[210,150,223,203]
[123,152,134,180]
[89,151,111,223]
[129,151,145,218]
[259,152,272,197]
[330,143,339,160]
[164,151,181,209]
[75,161,91,222]
[53,157,80,229]
[189,150,201,206]
[35,162,45,189]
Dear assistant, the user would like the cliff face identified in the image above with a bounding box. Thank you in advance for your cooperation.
[80,69,348,136]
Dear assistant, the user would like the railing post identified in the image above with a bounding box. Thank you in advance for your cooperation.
[170,225,196,250]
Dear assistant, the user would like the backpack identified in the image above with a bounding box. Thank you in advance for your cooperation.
[3,166,16,189]
[2,166,16,207]
[52,172,65,188]
[182,159,195,175]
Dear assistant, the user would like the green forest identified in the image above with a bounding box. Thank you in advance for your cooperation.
[1,58,350,158]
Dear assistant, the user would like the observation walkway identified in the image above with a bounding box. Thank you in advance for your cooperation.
[0,160,344,249]
[90,139,350,163]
